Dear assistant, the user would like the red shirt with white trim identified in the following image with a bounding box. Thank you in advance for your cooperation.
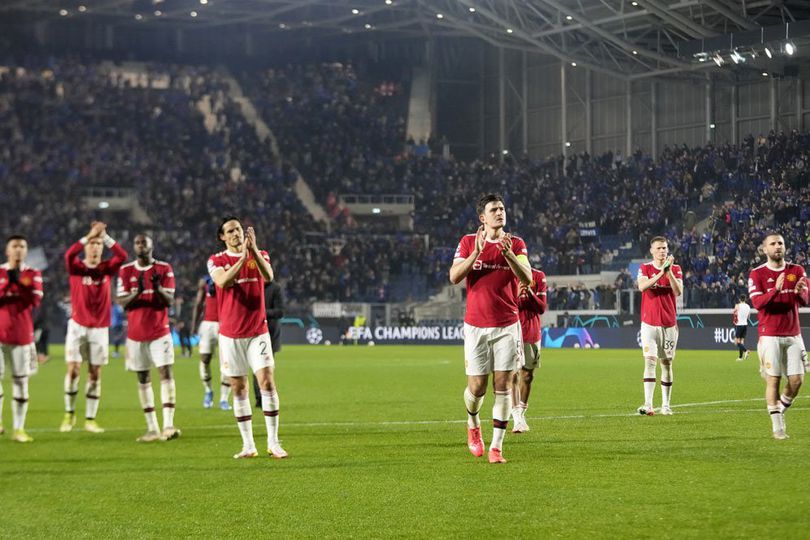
[207,250,270,339]
[0,263,43,345]
[519,269,547,344]
[65,238,128,328]
[637,262,682,327]
[454,234,528,328]
[117,260,175,341]
[748,262,808,337]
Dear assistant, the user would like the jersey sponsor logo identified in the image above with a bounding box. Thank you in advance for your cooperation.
[472,260,482,270]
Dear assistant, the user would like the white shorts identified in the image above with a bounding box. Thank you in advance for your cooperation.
[757,335,806,377]
[198,321,220,355]
[640,322,678,360]
[125,335,175,372]
[521,341,541,370]
[0,342,37,378]
[463,321,523,376]
[65,319,109,366]
[219,333,275,378]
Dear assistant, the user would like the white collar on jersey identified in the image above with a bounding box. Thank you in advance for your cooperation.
[765,262,787,271]
[134,259,155,271]
[226,250,244,257]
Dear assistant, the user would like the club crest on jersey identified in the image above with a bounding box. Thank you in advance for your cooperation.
[787,274,797,282]
[248,260,257,270]
[20,276,32,286]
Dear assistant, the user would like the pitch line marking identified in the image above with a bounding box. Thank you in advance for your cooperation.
[22,396,804,434]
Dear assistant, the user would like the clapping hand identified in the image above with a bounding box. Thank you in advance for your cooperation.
[474,226,485,254]
[499,233,513,256]
[151,272,162,289]
[137,272,145,293]
[776,273,785,291]
[662,255,674,271]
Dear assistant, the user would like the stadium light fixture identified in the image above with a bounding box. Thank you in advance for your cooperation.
[632,50,638,55]
[502,150,509,155]
[200,0,208,4]
[352,8,360,15]
[713,54,724,66]
[385,0,393,4]
[571,62,577,67]
[631,1,638,5]
[565,15,573,21]
[565,141,572,147]
[154,10,162,16]
[730,50,744,64]
[436,13,444,19]
[365,23,373,29]
[709,123,716,129]
[98,201,110,209]
[506,28,513,34]
[469,7,476,12]
[764,47,773,59]
[372,208,381,214]
[134,13,143,20]
[762,72,769,77]
[78,6,87,13]
[190,10,197,17]
[59,9,68,16]
[279,23,287,29]
[785,42,796,55]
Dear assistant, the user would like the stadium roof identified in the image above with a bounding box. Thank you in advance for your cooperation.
[6,0,810,80]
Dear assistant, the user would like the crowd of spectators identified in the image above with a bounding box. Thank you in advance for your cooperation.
[3,57,810,319]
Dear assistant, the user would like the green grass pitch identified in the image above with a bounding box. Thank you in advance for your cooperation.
[1,344,809,538]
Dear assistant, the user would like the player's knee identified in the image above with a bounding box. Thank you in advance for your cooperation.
[158,366,173,381]
[522,369,534,384]
[136,371,150,384]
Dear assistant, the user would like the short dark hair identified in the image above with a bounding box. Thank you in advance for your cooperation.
[476,193,504,216]
[649,235,667,246]
[739,295,747,302]
[6,234,27,245]
[761,232,783,244]
[218,216,241,240]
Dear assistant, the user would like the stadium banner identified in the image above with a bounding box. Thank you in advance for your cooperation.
[280,322,810,349]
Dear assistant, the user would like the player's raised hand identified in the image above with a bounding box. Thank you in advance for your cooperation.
[245,227,258,252]
[663,255,674,271]
[499,233,513,256]
[796,276,808,294]
[775,272,785,291]
[137,272,145,293]
[151,272,161,288]
[87,221,106,239]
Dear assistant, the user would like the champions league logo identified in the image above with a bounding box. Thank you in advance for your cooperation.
[306,327,323,344]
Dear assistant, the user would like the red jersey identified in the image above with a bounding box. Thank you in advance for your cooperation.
[202,277,219,322]
[207,250,270,339]
[0,263,44,345]
[637,262,682,327]
[748,262,809,337]
[117,260,175,341]
[454,234,529,328]
[519,269,547,344]
[65,238,128,328]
